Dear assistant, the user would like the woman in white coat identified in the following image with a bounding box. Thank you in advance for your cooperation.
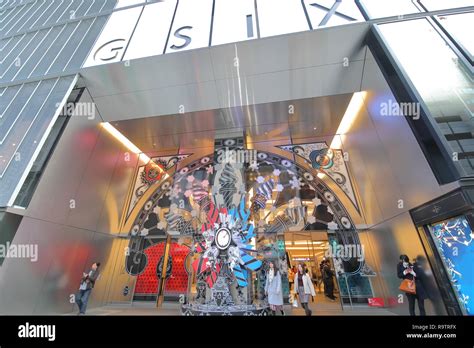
[265,261,284,315]
[294,263,316,316]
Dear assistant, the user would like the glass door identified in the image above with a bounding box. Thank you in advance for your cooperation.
[285,231,343,313]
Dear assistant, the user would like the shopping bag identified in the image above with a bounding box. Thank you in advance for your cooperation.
[399,279,416,294]
[292,293,299,308]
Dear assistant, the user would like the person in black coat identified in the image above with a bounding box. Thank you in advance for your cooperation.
[397,254,427,316]
[322,260,337,301]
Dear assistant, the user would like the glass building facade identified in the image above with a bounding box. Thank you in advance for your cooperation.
[0,0,473,316]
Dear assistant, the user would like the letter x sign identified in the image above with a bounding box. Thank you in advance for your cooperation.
[309,0,358,27]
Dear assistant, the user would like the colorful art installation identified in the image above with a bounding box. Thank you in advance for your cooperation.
[125,138,375,314]
[279,142,360,213]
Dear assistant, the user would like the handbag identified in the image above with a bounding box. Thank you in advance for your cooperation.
[291,292,299,308]
[399,278,416,294]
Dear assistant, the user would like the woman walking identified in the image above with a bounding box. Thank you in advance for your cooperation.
[265,261,284,315]
[294,263,316,316]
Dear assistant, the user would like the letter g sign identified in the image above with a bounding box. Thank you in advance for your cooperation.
[93,38,127,62]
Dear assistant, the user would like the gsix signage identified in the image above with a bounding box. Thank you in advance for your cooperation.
[85,0,362,67]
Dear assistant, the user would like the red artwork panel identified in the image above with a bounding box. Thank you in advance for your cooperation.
[135,243,165,295]
[134,242,190,295]
[164,243,190,295]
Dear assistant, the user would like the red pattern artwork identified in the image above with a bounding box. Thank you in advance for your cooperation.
[165,243,190,295]
[135,242,190,295]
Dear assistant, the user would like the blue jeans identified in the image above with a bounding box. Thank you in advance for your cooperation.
[76,289,92,314]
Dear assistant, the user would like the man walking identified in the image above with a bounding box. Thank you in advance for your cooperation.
[76,262,101,315]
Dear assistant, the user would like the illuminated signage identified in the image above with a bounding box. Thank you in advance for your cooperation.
[84,0,363,67]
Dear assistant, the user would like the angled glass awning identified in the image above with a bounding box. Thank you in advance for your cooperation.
[0,74,77,207]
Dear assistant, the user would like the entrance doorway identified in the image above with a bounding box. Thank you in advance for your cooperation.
[285,231,343,314]
[132,236,192,306]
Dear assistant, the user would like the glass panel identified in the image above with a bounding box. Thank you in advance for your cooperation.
[303,0,364,28]
[359,0,420,19]
[123,1,177,61]
[378,19,474,176]
[83,6,143,67]
[115,0,145,9]
[436,12,474,63]
[13,115,69,208]
[286,231,343,309]
[427,215,474,315]
[165,0,214,53]
[419,0,474,11]
[212,0,258,45]
[256,0,310,38]
[0,76,76,207]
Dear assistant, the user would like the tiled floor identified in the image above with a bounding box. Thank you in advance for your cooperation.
[78,292,395,316]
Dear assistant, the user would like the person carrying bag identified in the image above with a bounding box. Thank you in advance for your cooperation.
[397,254,426,316]
[399,276,416,294]
[293,263,316,316]
[291,291,299,308]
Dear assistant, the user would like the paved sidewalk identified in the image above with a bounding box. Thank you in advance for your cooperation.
[78,292,395,316]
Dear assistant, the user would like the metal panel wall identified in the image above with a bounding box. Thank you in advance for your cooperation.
[0,94,138,314]
[337,48,459,314]
[81,22,369,122]
[0,215,117,314]
[0,0,123,314]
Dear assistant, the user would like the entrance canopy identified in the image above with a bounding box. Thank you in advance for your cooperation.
[80,21,369,122]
